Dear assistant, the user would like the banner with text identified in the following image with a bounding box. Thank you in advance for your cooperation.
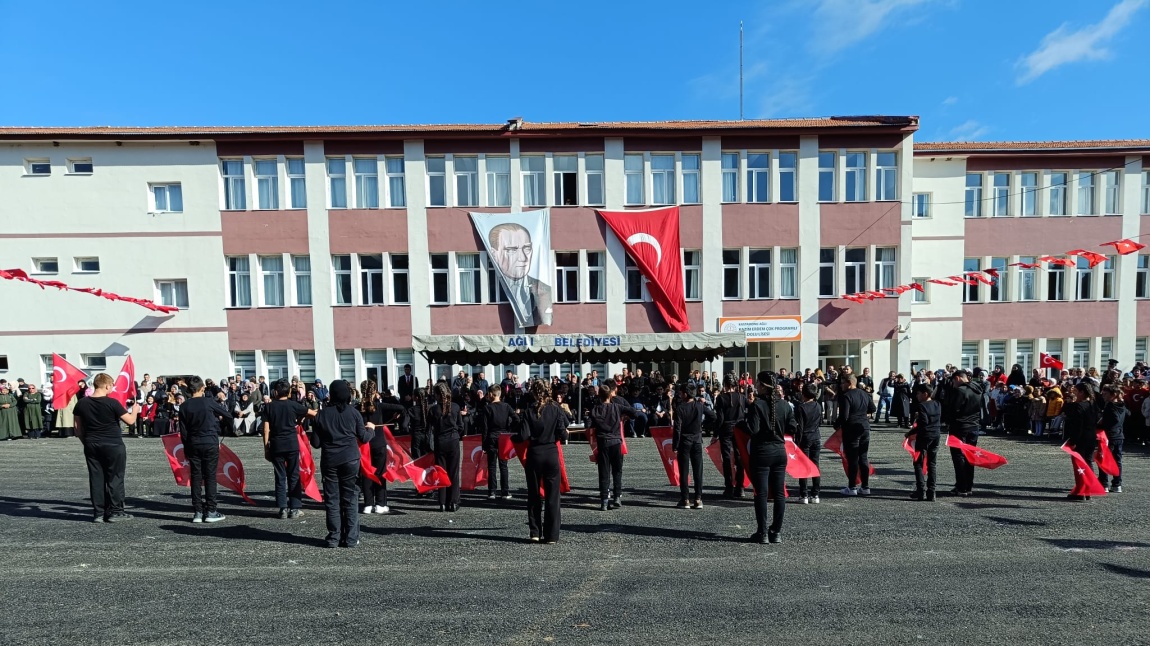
[718,315,802,342]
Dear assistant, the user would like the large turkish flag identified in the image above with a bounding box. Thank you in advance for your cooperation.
[1060,444,1108,497]
[460,434,489,490]
[598,206,689,331]
[52,354,87,409]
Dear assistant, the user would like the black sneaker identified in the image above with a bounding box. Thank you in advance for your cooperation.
[768,530,781,544]
[204,511,226,523]
[287,509,302,519]
[748,532,767,544]
[909,489,924,501]
[600,500,609,512]
[106,513,133,523]
[609,498,621,510]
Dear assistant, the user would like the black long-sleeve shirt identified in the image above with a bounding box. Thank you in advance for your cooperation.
[179,396,231,446]
[518,403,569,447]
[714,391,747,428]
[945,383,983,433]
[673,399,716,447]
[310,406,372,467]
[836,388,874,437]
[587,401,634,447]
[912,399,942,437]
[1099,401,1126,441]
[794,401,822,445]
[363,401,405,448]
[1063,400,1099,452]
[428,402,464,439]
[481,401,519,450]
[746,397,797,448]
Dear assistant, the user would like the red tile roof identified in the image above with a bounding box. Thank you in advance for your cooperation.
[915,139,1150,154]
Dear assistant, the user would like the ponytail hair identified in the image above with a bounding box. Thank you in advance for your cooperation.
[757,371,779,437]
[359,380,378,414]
[434,382,452,414]
[414,387,430,424]
[531,379,551,416]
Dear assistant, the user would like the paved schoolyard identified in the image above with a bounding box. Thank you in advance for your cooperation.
[0,428,1147,645]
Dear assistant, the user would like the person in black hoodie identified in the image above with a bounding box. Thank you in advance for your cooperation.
[945,369,984,497]
[481,388,519,501]
[519,379,570,543]
[1097,384,1126,493]
[908,383,941,501]
[836,374,876,496]
[179,376,232,523]
[262,378,318,519]
[1062,382,1099,501]
[673,385,717,509]
[429,382,464,512]
[311,380,374,547]
[359,380,405,516]
[794,382,823,504]
[745,371,797,544]
[587,385,635,511]
[714,375,749,499]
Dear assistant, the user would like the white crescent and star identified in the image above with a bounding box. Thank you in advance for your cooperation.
[470,446,485,464]
[53,366,66,383]
[172,443,188,467]
[626,233,663,266]
[223,462,240,483]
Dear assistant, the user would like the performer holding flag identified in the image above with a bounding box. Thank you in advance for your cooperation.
[793,383,823,504]
[714,375,749,499]
[358,380,405,515]
[481,388,519,501]
[587,385,635,511]
[311,380,375,548]
[907,384,942,501]
[262,378,317,519]
[1061,382,1099,501]
[73,373,139,523]
[745,372,796,545]
[178,376,232,523]
[945,369,985,497]
[429,383,465,512]
[518,379,569,544]
[1097,385,1126,493]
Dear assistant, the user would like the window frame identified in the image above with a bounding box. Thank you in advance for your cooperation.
[453,156,479,207]
[988,257,1007,302]
[1077,171,1096,216]
[1049,172,1068,216]
[778,152,798,203]
[683,249,701,301]
[327,157,348,209]
[430,253,450,304]
[221,159,246,210]
[385,156,406,208]
[254,158,279,210]
[874,247,897,291]
[390,253,410,305]
[746,153,769,203]
[32,257,58,275]
[912,277,929,304]
[455,252,482,304]
[585,154,605,206]
[682,153,701,204]
[721,152,739,203]
[359,254,386,305]
[747,248,772,299]
[844,152,867,202]
[554,252,580,303]
[353,157,380,209]
[779,248,798,299]
[1136,255,1150,299]
[586,251,606,302]
[818,151,836,202]
[1017,256,1037,301]
[426,156,446,208]
[552,155,578,206]
[964,173,983,218]
[292,255,312,306]
[843,248,866,295]
[332,255,353,306]
[149,182,183,213]
[155,279,190,310]
[875,152,898,201]
[74,256,100,273]
[258,255,285,307]
[991,172,1010,217]
[818,248,836,298]
[521,155,546,207]
[624,154,645,206]
[67,158,93,174]
[722,249,741,300]
[227,256,252,308]
[624,256,646,302]
[287,157,307,209]
[912,192,930,218]
[1020,172,1039,216]
[962,258,981,303]
[25,158,51,176]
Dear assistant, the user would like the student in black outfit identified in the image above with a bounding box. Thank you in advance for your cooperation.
[429,382,464,512]
[1062,382,1100,501]
[481,388,518,501]
[179,376,232,523]
[73,373,139,523]
[673,384,717,509]
[311,380,374,547]
[1097,385,1126,493]
[745,371,796,544]
[407,387,432,460]
[587,385,635,511]
[945,369,984,497]
[262,378,317,519]
[908,383,941,501]
[359,380,404,515]
[714,375,749,499]
[836,373,876,496]
[519,379,570,543]
[794,382,823,504]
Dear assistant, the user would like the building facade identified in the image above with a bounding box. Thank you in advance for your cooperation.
[0,119,1145,388]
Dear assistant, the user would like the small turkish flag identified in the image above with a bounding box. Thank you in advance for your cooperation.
[497,432,519,462]
[460,434,489,491]
[381,426,412,482]
[1060,444,1108,497]
[1102,239,1146,255]
[404,453,451,494]
[902,433,922,465]
[946,434,1007,469]
[598,207,689,332]
[161,433,191,487]
[51,353,88,409]
[557,443,571,494]
[1040,353,1064,371]
[824,429,876,477]
[358,443,383,486]
[109,355,136,408]
[783,436,820,479]
[731,427,756,487]
[216,442,256,505]
[649,426,680,486]
[297,426,323,502]
[1067,249,1108,267]
[588,421,629,463]
[1094,431,1120,478]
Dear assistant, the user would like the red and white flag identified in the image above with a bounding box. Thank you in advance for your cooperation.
[902,433,922,465]
[160,433,191,487]
[216,442,256,505]
[109,355,136,408]
[51,353,87,409]
[588,421,629,463]
[359,443,383,486]
[1060,443,1108,497]
[1039,352,1064,371]
[649,426,680,486]
[1101,239,1146,255]
[824,429,876,477]
[557,443,571,494]
[460,434,489,491]
[381,426,412,482]
[784,436,820,479]
[297,426,323,502]
[404,453,451,494]
[945,434,1008,469]
[597,206,689,332]
[1094,431,1120,478]
[498,432,520,462]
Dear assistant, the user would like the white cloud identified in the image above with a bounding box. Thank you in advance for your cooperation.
[947,120,990,141]
[942,96,958,106]
[812,0,931,54]
[1017,0,1147,84]
[758,76,816,118]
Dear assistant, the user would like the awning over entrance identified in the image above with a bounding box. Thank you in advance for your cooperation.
[412,333,746,365]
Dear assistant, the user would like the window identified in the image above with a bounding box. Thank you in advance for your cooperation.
[553,155,578,205]
[1143,171,1150,214]
[327,157,347,208]
[265,351,289,381]
[778,152,797,202]
[1016,340,1034,374]
[960,342,978,371]
[150,183,183,212]
[624,154,644,205]
[156,279,189,309]
[84,354,107,373]
[912,278,928,303]
[964,173,983,217]
[354,158,380,208]
[875,152,897,201]
[360,254,385,305]
[385,157,406,207]
[722,153,739,202]
[522,156,545,206]
[482,156,511,207]
[486,257,507,303]
[1046,339,1063,372]
[1101,256,1116,299]
[332,255,352,305]
[989,257,1007,302]
[427,157,446,207]
[260,255,284,306]
[844,249,866,295]
[292,255,311,306]
[337,350,356,383]
[555,252,579,302]
[390,254,409,304]
[651,155,675,205]
[818,152,836,202]
[254,159,278,209]
[68,158,93,174]
[1048,258,1066,301]
[26,158,50,175]
[430,254,449,304]
[874,248,896,290]
[1074,257,1093,300]
[587,251,606,302]
[74,257,100,273]
[723,249,741,299]
[222,159,246,210]
[585,154,605,205]
[1021,172,1038,216]
[912,193,930,218]
[286,158,306,208]
[988,341,1006,372]
[625,256,644,301]
[992,173,1009,216]
[1072,338,1090,369]
[1102,170,1120,215]
[748,249,771,299]
[819,248,836,297]
[231,351,256,380]
[963,258,980,303]
[297,350,317,384]
[454,156,478,207]
[746,153,769,203]
[1137,256,1150,298]
[1100,337,1114,367]
[780,248,797,298]
[682,154,700,204]
[32,257,58,274]
[227,256,251,308]
[1077,171,1096,215]
[1018,256,1037,301]
[1049,172,1067,215]
[683,250,701,300]
[1137,338,1148,365]
[456,253,481,304]
[844,153,867,202]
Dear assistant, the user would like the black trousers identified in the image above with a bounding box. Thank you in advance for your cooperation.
[187,443,219,513]
[949,429,977,492]
[435,434,460,507]
[913,434,940,491]
[844,433,871,488]
[677,440,703,501]
[83,440,126,519]
[271,450,302,510]
[486,449,509,495]
[751,444,787,535]
[596,442,624,500]
[321,459,360,547]
[717,425,745,492]
[525,445,562,541]
[410,431,431,460]
[362,443,387,508]
[797,439,821,496]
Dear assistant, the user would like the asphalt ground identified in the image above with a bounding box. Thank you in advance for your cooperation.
[0,426,1147,646]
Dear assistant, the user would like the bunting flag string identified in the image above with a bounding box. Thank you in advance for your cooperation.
[0,268,178,314]
[840,237,1145,304]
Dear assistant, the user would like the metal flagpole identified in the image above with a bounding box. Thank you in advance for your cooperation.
[739,20,744,121]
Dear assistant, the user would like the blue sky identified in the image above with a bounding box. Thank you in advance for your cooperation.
[1,0,1146,142]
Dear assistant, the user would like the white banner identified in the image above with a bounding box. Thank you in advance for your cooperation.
[470,209,553,328]
[718,316,802,341]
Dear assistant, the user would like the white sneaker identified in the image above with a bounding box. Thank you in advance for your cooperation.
[799,496,810,504]
[812,495,821,504]
[858,488,872,496]
[1114,486,1123,493]
[840,487,858,496]
[373,505,389,514]
[362,506,373,514]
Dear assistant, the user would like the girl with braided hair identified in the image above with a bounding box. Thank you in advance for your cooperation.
[429,382,464,511]
[359,380,404,515]
[518,378,569,543]
[745,371,797,544]
[407,386,433,460]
